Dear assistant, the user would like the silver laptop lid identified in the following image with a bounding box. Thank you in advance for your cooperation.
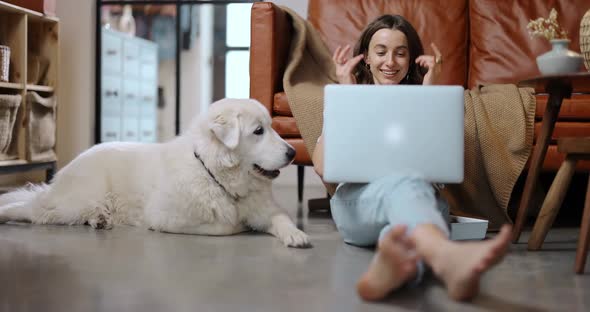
[322,84,464,183]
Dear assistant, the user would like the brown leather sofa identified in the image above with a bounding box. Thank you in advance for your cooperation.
[249,0,590,197]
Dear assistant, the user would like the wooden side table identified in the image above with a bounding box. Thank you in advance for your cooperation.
[512,73,590,243]
[525,137,590,273]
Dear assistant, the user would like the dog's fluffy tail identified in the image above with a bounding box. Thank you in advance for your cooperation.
[0,183,48,223]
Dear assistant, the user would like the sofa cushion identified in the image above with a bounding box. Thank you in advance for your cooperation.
[273,92,292,116]
[535,95,590,120]
[534,122,590,143]
[285,138,312,165]
[308,0,468,86]
[533,145,590,171]
[469,0,590,89]
[271,116,300,138]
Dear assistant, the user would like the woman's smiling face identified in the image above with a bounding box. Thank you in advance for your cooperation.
[365,28,410,85]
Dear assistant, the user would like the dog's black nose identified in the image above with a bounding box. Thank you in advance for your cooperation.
[286,147,296,161]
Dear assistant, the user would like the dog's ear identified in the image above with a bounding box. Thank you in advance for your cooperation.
[209,113,240,150]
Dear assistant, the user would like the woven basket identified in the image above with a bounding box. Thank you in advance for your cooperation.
[0,94,22,160]
[26,91,56,162]
[0,45,10,82]
[581,9,590,71]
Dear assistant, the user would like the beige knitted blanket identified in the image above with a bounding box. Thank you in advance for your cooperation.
[281,8,536,227]
[442,85,535,228]
[281,6,338,158]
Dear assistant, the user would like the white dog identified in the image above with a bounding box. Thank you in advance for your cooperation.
[0,98,310,248]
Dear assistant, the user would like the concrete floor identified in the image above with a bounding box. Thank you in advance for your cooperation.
[1,184,589,312]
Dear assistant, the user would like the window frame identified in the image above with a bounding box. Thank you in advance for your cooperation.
[96,0,257,143]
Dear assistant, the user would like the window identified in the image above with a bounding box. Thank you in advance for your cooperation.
[224,3,251,99]
[97,0,255,143]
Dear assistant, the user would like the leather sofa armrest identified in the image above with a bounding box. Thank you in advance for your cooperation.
[249,2,292,113]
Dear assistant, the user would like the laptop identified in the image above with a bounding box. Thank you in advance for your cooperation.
[322,84,464,183]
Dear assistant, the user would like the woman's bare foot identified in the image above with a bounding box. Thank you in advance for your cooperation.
[357,225,419,301]
[429,224,512,301]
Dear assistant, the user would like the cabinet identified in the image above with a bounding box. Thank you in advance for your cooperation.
[100,29,158,143]
[0,0,58,181]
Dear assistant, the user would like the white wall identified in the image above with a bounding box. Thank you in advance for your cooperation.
[56,0,95,168]
[271,0,308,18]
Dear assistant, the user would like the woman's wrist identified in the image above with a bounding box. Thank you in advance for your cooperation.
[312,135,324,177]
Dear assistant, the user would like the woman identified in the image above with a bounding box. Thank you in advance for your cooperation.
[312,15,511,301]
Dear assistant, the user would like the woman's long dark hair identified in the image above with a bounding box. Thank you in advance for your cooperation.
[353,15,426,85]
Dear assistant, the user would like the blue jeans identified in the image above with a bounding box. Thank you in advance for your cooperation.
[330,173,450,286]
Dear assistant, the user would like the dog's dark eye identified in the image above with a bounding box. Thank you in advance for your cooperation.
[253,126,264,135]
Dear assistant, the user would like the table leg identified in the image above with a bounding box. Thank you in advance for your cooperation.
[575,174,590,274]
[528,156,577,250]
[512,92,565,243]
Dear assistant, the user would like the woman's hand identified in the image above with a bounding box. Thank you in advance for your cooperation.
[332,45,364,84]
[416,43,443,85]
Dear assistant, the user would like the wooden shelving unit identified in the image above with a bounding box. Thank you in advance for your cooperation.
[26,84,54,92]
[0,0,58,181]
[0,81,23,89]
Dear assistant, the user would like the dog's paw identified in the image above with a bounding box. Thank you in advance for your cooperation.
[88,213,113,230]
[277,227,312,248]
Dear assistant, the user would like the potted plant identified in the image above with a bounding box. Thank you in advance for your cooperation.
[527,8,584,75]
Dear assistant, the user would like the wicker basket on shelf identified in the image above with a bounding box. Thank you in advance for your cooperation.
[0,45,10,82]
[0,94,21,160]
[581,9,590,71]
[26,91,56,162]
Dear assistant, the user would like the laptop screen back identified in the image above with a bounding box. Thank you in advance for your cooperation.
[322,84,464,183]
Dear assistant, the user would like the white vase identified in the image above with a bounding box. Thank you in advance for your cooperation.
[536,39,584,75]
